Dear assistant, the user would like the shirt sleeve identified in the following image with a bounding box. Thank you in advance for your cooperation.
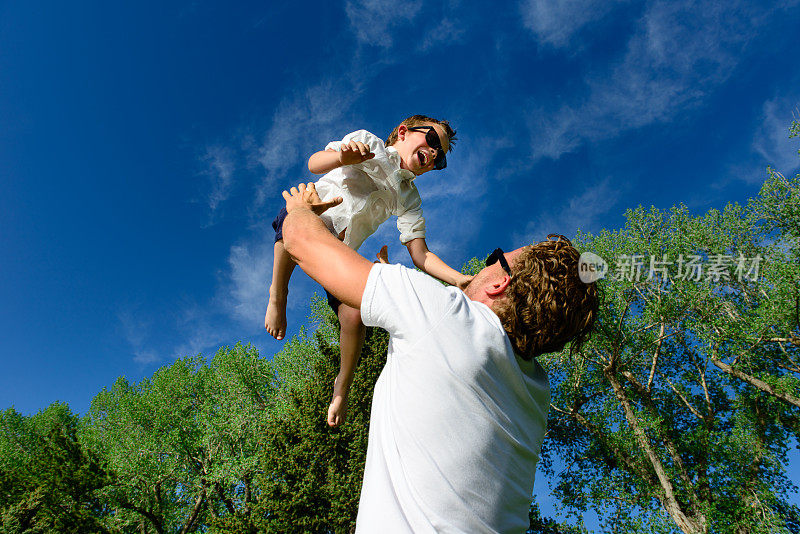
[325,129,386,155]
[396,189,426,244]
[361,264,459,342]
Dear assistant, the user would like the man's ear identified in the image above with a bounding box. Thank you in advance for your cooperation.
[485,275,512,297]
[397,124,408,140]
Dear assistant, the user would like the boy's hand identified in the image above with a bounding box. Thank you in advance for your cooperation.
[339,140,375,166]
[456,274,473,290]
[375,245,389,264]
[282,182,342,215]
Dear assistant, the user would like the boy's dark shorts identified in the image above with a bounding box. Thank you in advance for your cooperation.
[272,207,343,313]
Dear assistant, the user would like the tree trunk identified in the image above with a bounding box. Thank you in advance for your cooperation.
[605,368,707,534]
[179,486,207,534]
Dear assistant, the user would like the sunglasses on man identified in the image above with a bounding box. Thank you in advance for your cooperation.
[486,248,512,277]
[407,126,447,170]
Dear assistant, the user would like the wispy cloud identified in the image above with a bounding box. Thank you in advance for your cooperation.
[752,97,800,176]
[405,134,513,263]
[519,0,628,49]
[226,240,273,323]
[525,0,783,160]
[417,17,467,51]
[251,79,363,210]
[518,179,620,245]
[200,145,236,222]
[344,0,423,47]
[170,300,235,360]
[118,311,160,364]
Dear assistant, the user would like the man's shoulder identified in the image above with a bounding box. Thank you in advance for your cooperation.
[373,263,453,292]
[366,264,461,312]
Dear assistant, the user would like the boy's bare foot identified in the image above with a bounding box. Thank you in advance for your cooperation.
[327,375,350,427]
[264,293,287,340]
[327,395,348,427]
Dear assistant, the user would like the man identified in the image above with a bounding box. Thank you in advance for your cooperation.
[281,183,598,533]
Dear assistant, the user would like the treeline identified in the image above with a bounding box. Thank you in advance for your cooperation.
[0,305,577,534]
[1,299,386,533]
[3,144,800,533]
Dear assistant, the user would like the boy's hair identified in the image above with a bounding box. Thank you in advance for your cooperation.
[385,115,457,151]
[495,235,599,360]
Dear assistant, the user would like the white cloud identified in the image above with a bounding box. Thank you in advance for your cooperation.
[417,17,466,51]
[200,145,236,221]
[226,240,274,323]
[518,179,620,245]
[526,0,784,160]
[414,134,511,254]
[519,0,627,48]
[251,79,363,210]
[118,311,161,364]
[752,97,800,176]
[527,104,583,160]
[171,304,231,359]
[344,0,423,47]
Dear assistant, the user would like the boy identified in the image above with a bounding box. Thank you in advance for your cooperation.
[265,115,472,426]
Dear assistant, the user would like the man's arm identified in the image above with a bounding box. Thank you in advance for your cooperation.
[282,183,373,310]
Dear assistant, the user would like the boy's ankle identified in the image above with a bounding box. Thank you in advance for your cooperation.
[333,373,354,393]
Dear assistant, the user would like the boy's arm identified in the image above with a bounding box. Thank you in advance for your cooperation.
[308,140,375,174]
[405,238,473,289]
[282,183,373,309]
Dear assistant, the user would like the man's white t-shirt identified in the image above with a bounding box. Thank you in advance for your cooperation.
[357,264,551,533]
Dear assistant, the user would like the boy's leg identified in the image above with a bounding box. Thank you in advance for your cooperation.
[328,302,366,427]
[265,240,296,340]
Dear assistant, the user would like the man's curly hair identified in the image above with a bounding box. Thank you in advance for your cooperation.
[385,115,457,151]
[495,235,599,360]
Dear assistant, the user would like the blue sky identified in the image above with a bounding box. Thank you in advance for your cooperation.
[2,0,799,524]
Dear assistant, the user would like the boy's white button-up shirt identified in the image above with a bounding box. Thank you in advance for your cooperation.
[314,130,426,252]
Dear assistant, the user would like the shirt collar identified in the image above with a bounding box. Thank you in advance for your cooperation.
[386,146,417,182]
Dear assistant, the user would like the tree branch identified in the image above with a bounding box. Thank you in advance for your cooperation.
[648,322,667,392]
[562,406,656,487]
[709,356,800,409]
[655,371,706,421]
[116,498,165,534]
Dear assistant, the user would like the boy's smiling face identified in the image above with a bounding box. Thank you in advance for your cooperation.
[393,122,450,176]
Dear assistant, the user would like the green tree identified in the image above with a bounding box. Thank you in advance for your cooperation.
[542,166,800,533]
[238,297,387,533]
[83,343,274,533]
[0,403,110,533]
[527,501,589,533]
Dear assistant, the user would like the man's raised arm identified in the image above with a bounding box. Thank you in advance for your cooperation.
[281,183,374,310]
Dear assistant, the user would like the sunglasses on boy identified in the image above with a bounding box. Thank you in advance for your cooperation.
[407,126,447,170]
[486,248,512,277]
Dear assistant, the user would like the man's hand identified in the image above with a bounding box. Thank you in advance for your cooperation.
[339,140,375,166]
[282,182,342,215]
